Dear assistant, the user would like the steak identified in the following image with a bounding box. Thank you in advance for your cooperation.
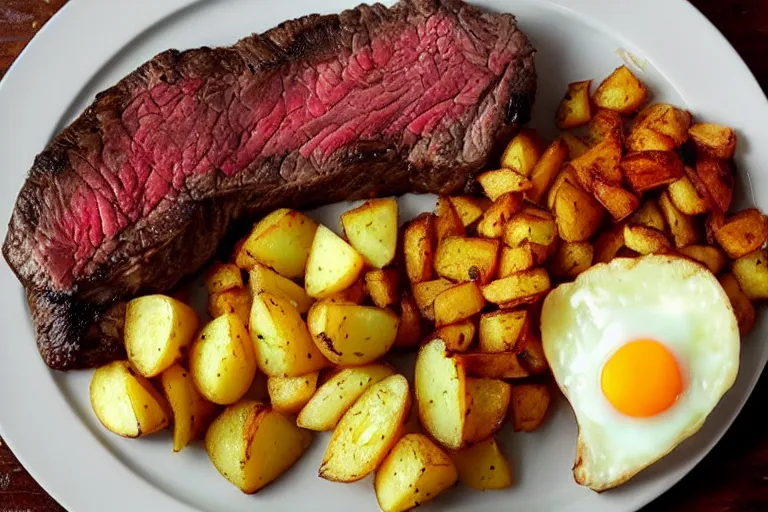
[3,0,536,370]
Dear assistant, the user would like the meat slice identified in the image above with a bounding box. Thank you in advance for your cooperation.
[3,0,536,370]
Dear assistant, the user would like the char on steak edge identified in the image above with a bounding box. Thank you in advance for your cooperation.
[2,0,536,370]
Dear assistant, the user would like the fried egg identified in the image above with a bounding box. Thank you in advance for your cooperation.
[540,254,740,492]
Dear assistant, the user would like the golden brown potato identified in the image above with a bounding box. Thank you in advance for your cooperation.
[205,262,244,295]
[551,241,594,279]
[325,279,368,305]
[679,245,728,274]
[449,196,491,227]
[267,373,319,415]
[432,320,476,352]
[320,374,411,482]
[594,225,625,263]
[478,310,528,353]
[591,179,640,221]
[719,273,756,334]
[455,352,529,379]
[659,190,701,249]
[403,213,436,284]
[450,438,513,490]
[463,378,512,443]
[477,169,533,201]
[476,192,524,239]
[375,434,458,512]
[504,210,558,250]
[248,262,313,314]
[436,197,466,242]
[415,339,468,450]
[482,268,551,305]
[689,123,737,159]
[394,292,423,350]
[433,282,486,327]
[732,248,768,300]
[588,108,623,145]
[592,65,648,114]
[569,137,623,188]
[621,151,685,193]
[305,225,365,298]
[627,103,692,151]
[517,328,549,375]
[713,208,768,258]
[434,236,500,284]
[630,199,666,231]
[546,167,577,211]
[623,224,673,255]
[341,198,399,269]
[510,384,551,432]
[527,138,569,204]
[500,128,542,176]
[554,181,604,242]
[209,287,252,328]
[497,245,537,278]
[365,269,400,309]
[235,208,318,278]
[124,294,200,378]
[205,401,312,493]
[160,363,217,452]
[90,361,170,438]
[297,364,395,431]
[667,170,711,215]
[250,292,329,377]
[695,157,734,213]
[556,80,592,129]
[562,133,589,160]
[626,126,677,152]
[412,278,454,321]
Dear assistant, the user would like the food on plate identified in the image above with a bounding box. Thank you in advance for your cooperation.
[553,181,604,242]
[503,209,557,250]
[688,123,737,159]
[594,225,626,263]
[393,293,423,349]
[481,268,551,305]
[667,173,711,215]
[160,363,217,452]
[340,198,399,269]
[591,178,640,221]
[556,80,592,129]
[500,128,541,176]
[679,245,727,274]
[248,262,314,314]
[205,263,244,294]
[412,278,454,320]
[719,273,756,335]
[588,108,623,145]
[731,248,768,299]
[433,282,486,327]
[326,278,368,305]
[569,137,623,188]
[695,157,734,212]
[561,133,589,159]
[623,224,672,255]
[374,433,458,512]
[527,138,570,204]
[630,199,665,231]
[592,65,648,114]
[626,103,692,151]
[90,361,170,438]
[551,241,594,279]
[509,384,551,432]
[658,190,700,248]
[621,151,685,193]
[267,373,319,415]
[476,192,523,239]
[403,213,437,284]
[305,225,365,299]
[205,400,312,493]
[364,269,400,309]
[124,294,200,378]
[476,169,533,201]
[431,320,476,352]
[449,196,491,227]
[434,236,500,284]
[450,438,513,490]
[456,352,529,379]
[208,287,252,328]
[464,378,512,443]
[478,310,528,353]
[712,208,768,258]
[319,374,411,482]
[435,196,467,241]
[541,255,740,491]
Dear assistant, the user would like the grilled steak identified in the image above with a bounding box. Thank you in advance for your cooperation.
[3,0,536,370]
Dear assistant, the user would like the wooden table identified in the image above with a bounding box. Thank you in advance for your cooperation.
[1,0,767,510]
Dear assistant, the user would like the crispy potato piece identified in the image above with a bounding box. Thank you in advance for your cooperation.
[455,352,529,379]
[432,320,476,352]
[510,384,551,432]
[320,374,411,482]
[436,196,466,242]
[517,328,549,375]
[630,199,666,231]
[546,167,577,210]
[307,302,399,365]
[125,294,200,378]
[340,198,399,269]
[713,208,768,258]
[394,292,423,350]
[325,279,367,305]
[248,262,313,313]
[205,401,312,493]
[552,242,594,279]
[267,373,319,415]
[297,364,395,431]
[623,224,672,255]
[668,170,711,215]
[412,278,454,321]
[689,123,737,159]
[562,133,589,160]
[476,192,524,239]
[90,361,170,438]
[209,287,252,327]
[628,103,692,151]
[527,138,569,204]
[464,378,512,443]
[404,213,437,284]
[621,151,685,193]
[477,169,533,201]
[569,137,623,189]
[482,268,551,305]
[250,293,329,377]
[375,434,458,512]
[588,108,623,145]
[236,209,318,278]
[160,363,217,452]
[205,262,244,295]
[305,225,365,298]
[450,438,513,490]
[500,128,542,176]
[554,181,604,242]
[434,282,486,327]
[435,236,500,284]
[659,190,701,248]
[679,245,727,274]
[479,310,528,353]
[498,245,537,277]
[626,126,676,152]
[719,273,756,334]
[695,157,734,213]
[450,196,491,227]
[594,225,625,263]
[732,249,768,300]
[593,65,648,114]
[504,210,558,252]
[365,269,401,308]
[591,179,640,221]
[556,80,592,129]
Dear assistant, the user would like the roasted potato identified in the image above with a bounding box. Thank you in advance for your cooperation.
[546,168,577,211]
[248,262,313,314]
[297,363,395,431]
[556,80,592,129]
[500,128,542,176]
[450,438,513,490]
[455,352,529,379]
[478,310,528,353]
[434,236,500,284]
[659,190,700,248]
[415,339,468,450]
[679,245,727,274]
[375,434,458,512]
[562,133,589,160]
[732,248,768,300]
[695,157,734,213]
[719,273,756,334]
[504,210,558,251]
[90,361,170,438]
[463,378,512,443]
[160,363,217,452]
[592,65,648,114]
[235,208,318,278]
[668,170,711,215]
[627,103,692,151]
[436,197,466,241]
[450,196,491,227]
[623,224,672,255]
[630,199,666,231]
[250,292,329,377]
[510,384,551,432]
[527,138,569,204]
[320,374,411,482]
[713,208,768,258]
[569,137,623,188]
[307,301,399,365]
[205,262,244,294]
[689,123,737,159]
[412,278,455,321]
[394,292,423,350]
[267,373,319,415]
[432,320,476,352]
[205,401,312,493]
[404,213,437,284]
[209,287,252,327]
[588,108,623,145]
[477,169,533,201]
[124,294,200,378]
[325,278,368,305]
[553,181,604,242]
[591,179,640,221]
[482,268,551,305]
[476,192,523,239]
[516,328,549,375]
[305,225,365,298]
[434,282,486,327]
[365,269,400,308]
[341,198,399,269]
[498,245,537,277]
[594,225,625,263]
[551,241,594,279]
[621,150,685,193]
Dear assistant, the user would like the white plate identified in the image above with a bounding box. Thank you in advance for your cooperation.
[0,0,766,511]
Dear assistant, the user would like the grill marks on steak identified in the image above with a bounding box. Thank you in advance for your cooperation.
[3,0,536,370]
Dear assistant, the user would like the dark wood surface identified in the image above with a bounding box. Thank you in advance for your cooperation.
[0,0,767,510]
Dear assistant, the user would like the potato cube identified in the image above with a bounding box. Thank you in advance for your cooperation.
[267,373,319,415]
[404,213,436,284]
[594,225,625,263]
[659,190,701,249]
[455,352,529,379]
[689,123,737,159]
[209,287,252,328]
[394,292,423,350]
[668,171,711,215]
[436,197,466,241]
[592,65,648,114]
[365,269,401,308]
[504,210,557,249]
[482,268,551,305]
[679,245,727,274]
[432,320,476,352]
[412,278,454,321]
[732,249,768,300]
[500,128,542,176]
[554,181,604,242]
[476,192,523,239]
[626,126,677,152]
[551,241,594,279]
[562,133,589,160]
[450,438,513,490]
[713,208,768,258]
[434,236,500,284]
[510,384,551,432]
[546,167,577,211]
[477,169,533,201]
[569,137,623,189]
[556,80,592,129]
[160,363,217,452]
[591,179,640,221]
[325,279,367,305]
[478,310,528,353]
[527,138,569,204]
[621,151,685,193]
[695,157,734,213]
[629,103,692,149]
[516,328,549,375]
[341,198,399,269]
[305,225,365,298]
[205,262,244,295]
[588,108,623,145]
[623,224,672,255]
[630,199,666,231]
[449,196,491,227]
[719,273,756,335]
[463,378,512,443]
[498,245,537,277]
[248,262,313,314]
[434,282,486,327]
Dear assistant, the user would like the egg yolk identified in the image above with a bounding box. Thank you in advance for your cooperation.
[600,339,683,418]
